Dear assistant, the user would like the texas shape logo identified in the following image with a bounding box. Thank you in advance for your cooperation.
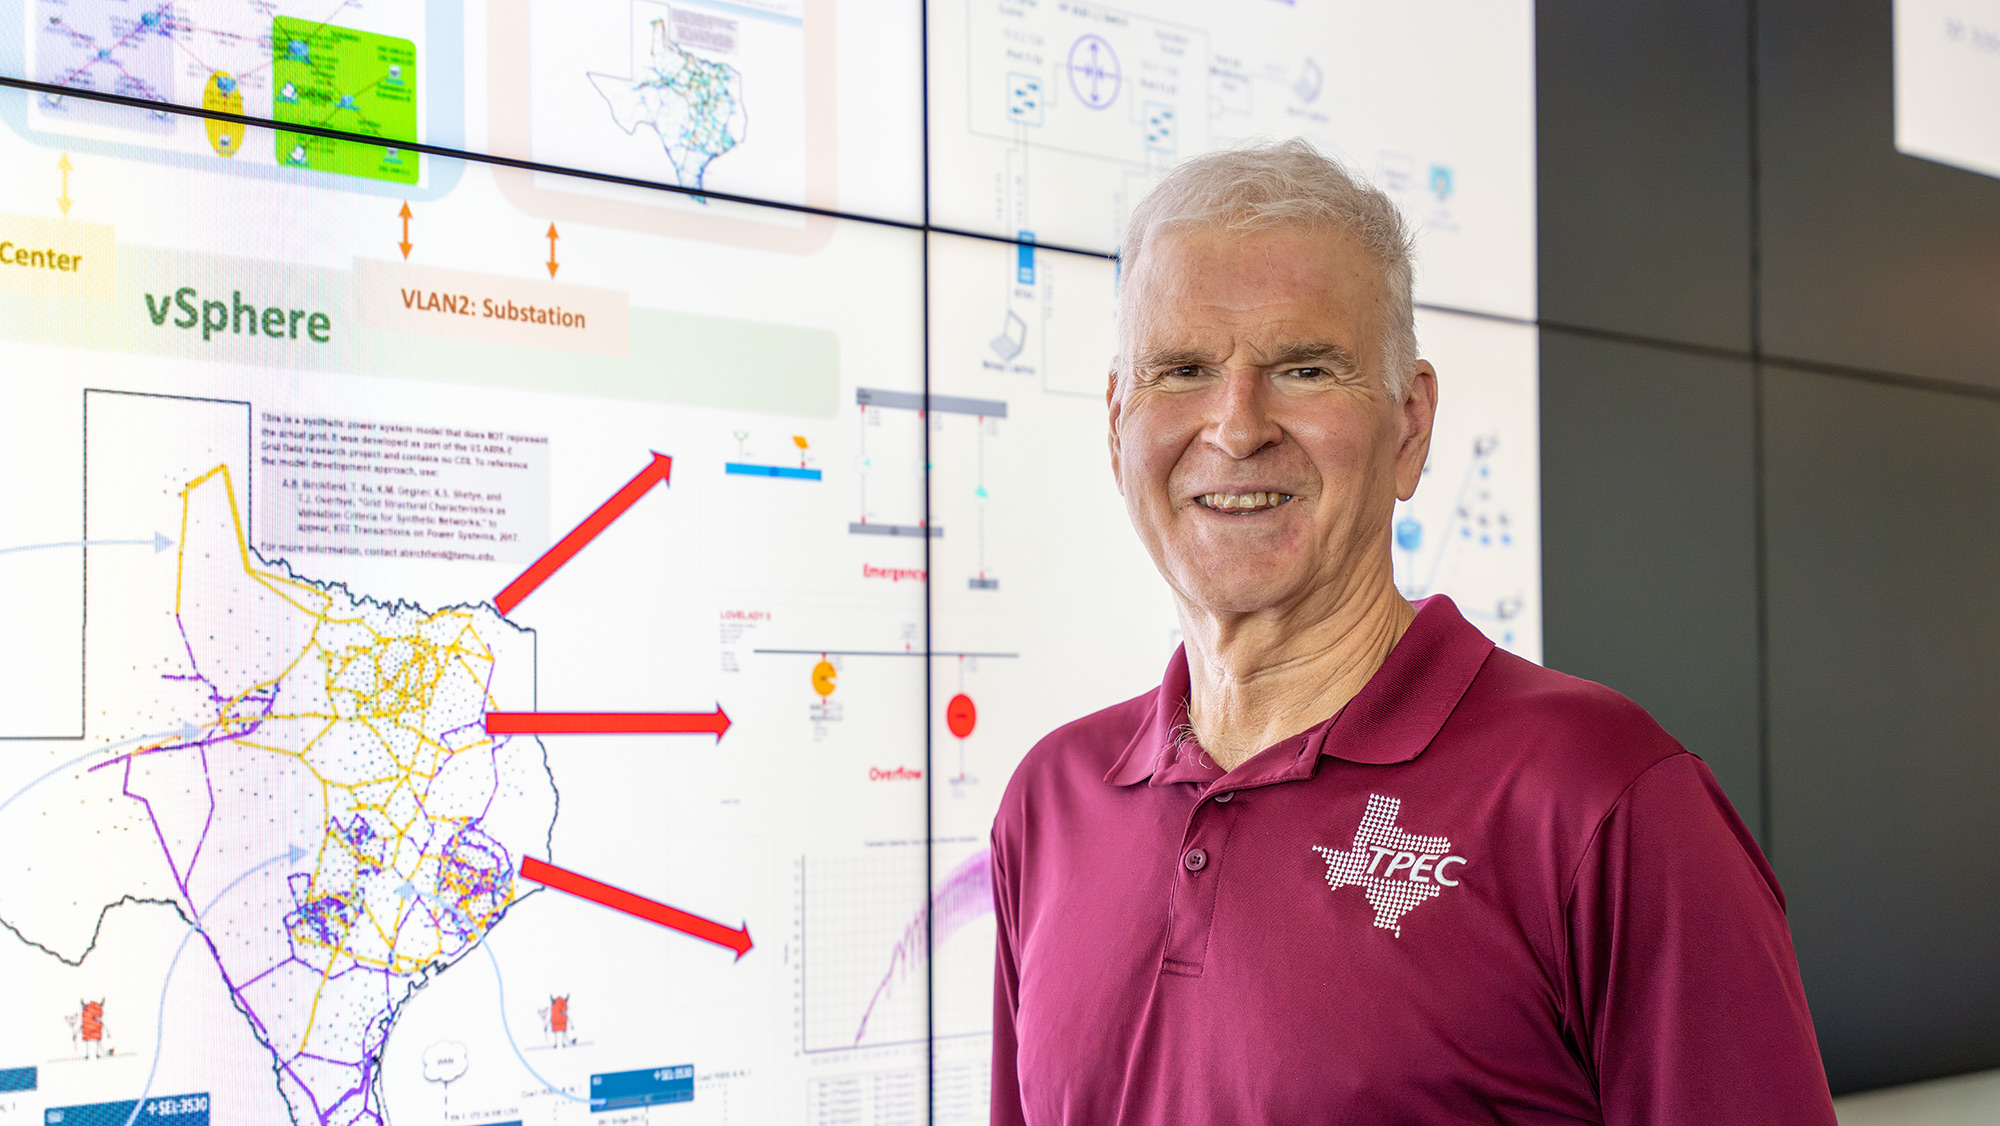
[1312,794,1466,937]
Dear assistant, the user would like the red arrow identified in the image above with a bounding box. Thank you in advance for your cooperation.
[398,201,412,259]
[484,706,731,739]
[495,452,672,614]
[520,856,752,959]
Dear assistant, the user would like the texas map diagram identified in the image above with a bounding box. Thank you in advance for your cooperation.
[0,395,743,1125]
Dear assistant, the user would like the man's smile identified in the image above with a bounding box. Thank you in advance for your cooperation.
[1194,491,1298,513]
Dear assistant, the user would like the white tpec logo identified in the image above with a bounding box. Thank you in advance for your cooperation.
[1312,794,1467,937]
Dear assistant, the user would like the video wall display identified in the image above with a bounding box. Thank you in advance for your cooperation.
[1894,0,2000,181]
[0,2,1536,1124]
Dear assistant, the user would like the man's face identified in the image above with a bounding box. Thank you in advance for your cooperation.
[1109,224,1436,617]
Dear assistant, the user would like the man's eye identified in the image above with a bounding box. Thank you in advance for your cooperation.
[1159,365,1202,380]
[1289,367,1326,380]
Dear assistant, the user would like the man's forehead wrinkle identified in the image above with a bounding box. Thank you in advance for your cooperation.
[1121,226,1387,375]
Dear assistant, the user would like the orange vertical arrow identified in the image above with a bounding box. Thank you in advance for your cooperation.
[397,201,412,259]
[546,223,560,278]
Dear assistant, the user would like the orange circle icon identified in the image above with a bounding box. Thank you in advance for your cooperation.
[811,659,838,698]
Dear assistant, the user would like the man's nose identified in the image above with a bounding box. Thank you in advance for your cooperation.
[1209,368,1283,458]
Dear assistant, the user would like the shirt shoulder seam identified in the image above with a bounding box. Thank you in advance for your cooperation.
[1552,747,1695,1064]
[1557,749,1695,912]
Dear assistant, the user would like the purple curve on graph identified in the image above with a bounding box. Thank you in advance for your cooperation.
[852,849,996,1045]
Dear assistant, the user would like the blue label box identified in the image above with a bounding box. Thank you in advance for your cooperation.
[591,1066,693,1112]
[46,1092,209,1126]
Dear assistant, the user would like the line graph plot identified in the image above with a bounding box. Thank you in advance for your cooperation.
[795,849,996,1054]
[798,850,928,1052]
[852,851,991,1045]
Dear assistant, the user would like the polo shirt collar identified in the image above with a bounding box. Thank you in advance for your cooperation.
[1102,595,1496,788]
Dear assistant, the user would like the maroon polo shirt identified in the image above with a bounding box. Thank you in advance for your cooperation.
[991,596,1836,1125]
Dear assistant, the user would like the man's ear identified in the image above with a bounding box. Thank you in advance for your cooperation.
[1106,364,1125,497]
[1394,361,1439,502]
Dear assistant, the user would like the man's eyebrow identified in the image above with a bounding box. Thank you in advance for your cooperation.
[1264,341,1361,371]
[1132,346,1217,371]
[1130,341,1363,374]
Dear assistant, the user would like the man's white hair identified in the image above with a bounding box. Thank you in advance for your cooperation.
[1118,139,1419,399]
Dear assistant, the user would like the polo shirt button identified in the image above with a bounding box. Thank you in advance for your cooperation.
[1213,791,1233,803]
[1183,848,1208,872]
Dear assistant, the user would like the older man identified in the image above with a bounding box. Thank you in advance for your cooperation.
[989,141,1837,1124]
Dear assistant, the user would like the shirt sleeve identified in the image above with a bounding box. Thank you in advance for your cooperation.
[991,828,1028,1126]
[1565,752,1837,1125]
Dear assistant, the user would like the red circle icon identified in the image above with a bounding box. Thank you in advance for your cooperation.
[946,693,977,739]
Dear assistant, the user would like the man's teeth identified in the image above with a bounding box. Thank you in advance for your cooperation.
[1197,491,1293,510]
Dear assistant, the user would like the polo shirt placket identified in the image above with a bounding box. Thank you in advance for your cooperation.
[1151,739,1314,978]
[1156,764,1239,977]
[1161,781,1228,977]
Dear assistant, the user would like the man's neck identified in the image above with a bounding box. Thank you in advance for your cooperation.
[1180,575,1415,772]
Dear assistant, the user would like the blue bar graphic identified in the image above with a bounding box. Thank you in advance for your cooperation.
[591,1065,694,1111]
[0,1067,35,1092]
[724,462,822,481]
[46,1092,209,1126]
[1017,230,1036,284]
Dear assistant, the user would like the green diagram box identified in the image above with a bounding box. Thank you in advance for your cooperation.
[270,17,418,184]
